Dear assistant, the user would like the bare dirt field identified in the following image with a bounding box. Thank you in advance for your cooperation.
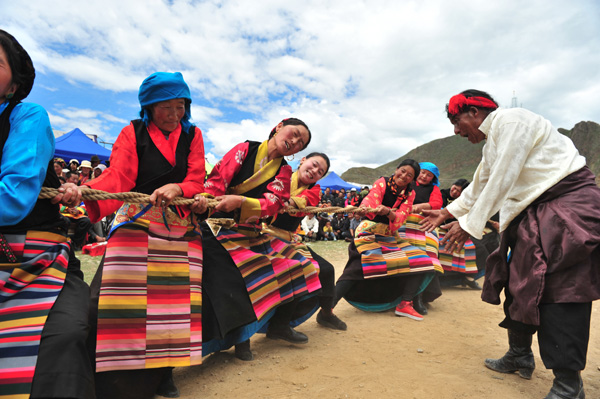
[79,241,600,399]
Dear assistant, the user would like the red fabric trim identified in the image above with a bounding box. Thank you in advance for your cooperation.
[429,185,443,210]
[205,142,291,219]
[448,94,498,115]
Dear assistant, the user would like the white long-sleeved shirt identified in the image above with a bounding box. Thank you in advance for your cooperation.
[446,107,586,239]
[301,215,319,234]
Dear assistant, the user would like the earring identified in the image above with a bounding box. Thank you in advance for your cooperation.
[286,154,295,161]
[6,93,14,99]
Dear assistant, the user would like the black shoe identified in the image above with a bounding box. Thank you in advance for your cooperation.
[412,294,428,316]
[463,277,482,290]
[156,368,180,398]
[234,339,254,361]
[316,310,347,331]
[545,369,584,399]
[266,325,308,344]
[484,330,535,379]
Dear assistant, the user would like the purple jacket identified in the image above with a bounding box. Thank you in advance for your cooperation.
[482,167,600,325]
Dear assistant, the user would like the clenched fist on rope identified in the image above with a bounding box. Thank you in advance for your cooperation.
[51,182,82,207]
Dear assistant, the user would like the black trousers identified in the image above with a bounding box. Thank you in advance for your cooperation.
[31,249,95,399]
[499,291,592,371]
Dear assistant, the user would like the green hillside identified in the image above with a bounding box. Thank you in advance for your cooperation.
[342,121,600,187]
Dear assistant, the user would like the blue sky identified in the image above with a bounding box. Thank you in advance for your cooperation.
[3,0,600,175]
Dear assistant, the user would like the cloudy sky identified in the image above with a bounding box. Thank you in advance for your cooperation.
[3,0,599,174]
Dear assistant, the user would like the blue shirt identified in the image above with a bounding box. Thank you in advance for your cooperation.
[0,102,54,226]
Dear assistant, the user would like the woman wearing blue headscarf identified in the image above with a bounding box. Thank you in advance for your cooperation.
[411,161,442,213]
[84,72,207,399]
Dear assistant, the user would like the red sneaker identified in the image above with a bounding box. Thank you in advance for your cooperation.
[395,301,424,321]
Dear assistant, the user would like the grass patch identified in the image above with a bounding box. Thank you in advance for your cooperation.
[77,251,101,284]
[75,240,351,285]
[304,239,349,259]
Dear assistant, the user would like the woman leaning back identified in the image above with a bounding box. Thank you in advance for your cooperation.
[333,160,443,321]
[265,152,347,334]
[192,118,321,361]
[0,30,94,398]
[84,72,207,399]
[401,161,444,313]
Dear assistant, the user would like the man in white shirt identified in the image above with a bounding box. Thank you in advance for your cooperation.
[422,89,600,399]
[301,213,319,241]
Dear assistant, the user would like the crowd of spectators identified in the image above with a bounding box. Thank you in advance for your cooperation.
[53,155,108,186]
[52,155,110,249]
[299,186,369,242]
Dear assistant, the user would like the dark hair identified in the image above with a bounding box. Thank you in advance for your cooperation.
[396,159,420,191]
[396,159,420,179]
[446,89,498,119]
[0,30,35,102]
[305,152,330,175]
[268,118,312,150]
[452,178,470,190]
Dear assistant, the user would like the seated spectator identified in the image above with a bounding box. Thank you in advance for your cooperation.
[301,213,319,241]
[60,204,106,250]
[333,190,345,207]
[322,187,334,204]
[93,164,107,179]
[79,160,93,185]
[90,155,101,169]
[65,171,79,185]
[322,220,336,241]
[349,213,361,237]
[345,188,360,207]
[68,158,79,173]
[332,213,348,240]
[53,160,64,178]
[54,157,67,170]
[316,203,333,241]
[359,186,370,201]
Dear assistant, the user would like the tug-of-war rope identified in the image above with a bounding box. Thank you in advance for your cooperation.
[38,187,384,215]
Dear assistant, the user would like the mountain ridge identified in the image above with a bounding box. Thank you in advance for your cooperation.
[341,120,600,187]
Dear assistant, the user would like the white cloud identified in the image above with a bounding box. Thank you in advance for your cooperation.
[3,0,599,176]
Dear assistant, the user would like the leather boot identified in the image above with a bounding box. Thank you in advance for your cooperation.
[484,329,535,379]
[156,368,180,398]
[235,339,254,361]
[544,369,585,399]
[413,294,428,316]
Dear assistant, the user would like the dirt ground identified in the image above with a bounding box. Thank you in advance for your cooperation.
[119,240,595,399]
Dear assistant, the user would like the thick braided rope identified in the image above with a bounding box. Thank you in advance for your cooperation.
[39,187,380,215]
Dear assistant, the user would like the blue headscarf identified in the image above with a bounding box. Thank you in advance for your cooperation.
[419,162,440,186]
[138,72,194,132]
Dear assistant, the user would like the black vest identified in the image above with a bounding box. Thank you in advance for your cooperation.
[131,119,195,194]
[211,141,288,221]
[270,183,316,232]
[414,183,434,205]
[0,102,63,233]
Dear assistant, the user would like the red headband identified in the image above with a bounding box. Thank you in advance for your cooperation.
[448,94,498,115]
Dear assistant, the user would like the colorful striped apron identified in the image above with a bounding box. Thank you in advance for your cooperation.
[95,204,203,373]
[215,224,321,321]
[0,231,70,399]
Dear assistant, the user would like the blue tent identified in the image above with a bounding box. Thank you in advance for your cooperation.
[54,128,111,162]
[316,171,361,191]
